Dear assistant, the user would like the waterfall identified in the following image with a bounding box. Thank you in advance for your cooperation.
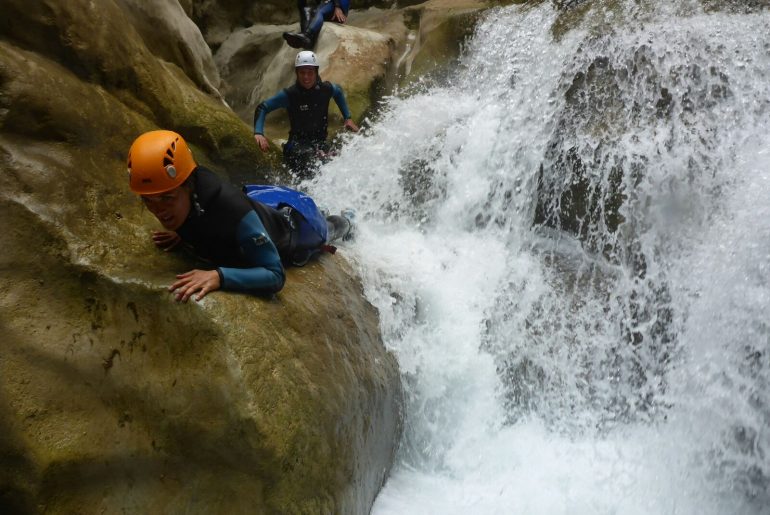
[311,1,770,513]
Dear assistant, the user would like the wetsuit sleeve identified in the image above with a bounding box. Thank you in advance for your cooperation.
[254,90,290,135]
[331,83,352,120]
[218,210,286,294]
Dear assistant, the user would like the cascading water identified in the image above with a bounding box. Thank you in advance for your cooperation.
[311,1,770,513]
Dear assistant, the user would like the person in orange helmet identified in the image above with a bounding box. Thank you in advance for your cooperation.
[127,130,354,302]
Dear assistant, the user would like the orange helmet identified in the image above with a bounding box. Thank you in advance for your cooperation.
[127,130,197,195]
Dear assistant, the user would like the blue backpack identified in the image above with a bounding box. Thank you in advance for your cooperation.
[244,185,328,265]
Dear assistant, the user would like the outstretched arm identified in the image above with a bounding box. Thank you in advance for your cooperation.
[218,210,286,294]
[331,84,359,132]
[169,210,285,301]
[254,90,291,151]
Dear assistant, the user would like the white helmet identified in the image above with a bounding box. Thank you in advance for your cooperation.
[295,51,319,68]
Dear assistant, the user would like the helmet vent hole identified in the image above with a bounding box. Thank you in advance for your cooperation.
[163,156,173,167]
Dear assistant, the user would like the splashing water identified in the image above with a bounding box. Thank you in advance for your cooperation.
[311,2,770,513]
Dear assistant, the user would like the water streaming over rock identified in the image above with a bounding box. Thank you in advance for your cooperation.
[311,1,770,512]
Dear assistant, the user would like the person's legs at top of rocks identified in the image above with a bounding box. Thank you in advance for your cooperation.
[298,0,312,33]
[284,0,350,49]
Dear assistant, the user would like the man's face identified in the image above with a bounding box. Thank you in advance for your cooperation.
[296,66,318,89]
[141,186,191,231]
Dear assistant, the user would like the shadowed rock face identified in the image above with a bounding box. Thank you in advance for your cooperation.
[119,0,224,98]
[190,0,296,49]
[0,0,401,513]
[0,0,268,176]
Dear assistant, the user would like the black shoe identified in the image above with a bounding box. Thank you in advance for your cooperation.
[283,31,312,49]
[325,215,353,243]
[340,209,356,241]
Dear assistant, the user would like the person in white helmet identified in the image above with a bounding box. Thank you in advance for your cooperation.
[253,51,359,179]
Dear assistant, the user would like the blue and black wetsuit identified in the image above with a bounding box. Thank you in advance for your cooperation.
[301,0,350,39]
[285,0,350,49]
[254,78,352,178]
[175,167,287,295]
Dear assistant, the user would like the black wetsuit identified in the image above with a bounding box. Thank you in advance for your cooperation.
[175,167,287,294]
[253,79,352,179]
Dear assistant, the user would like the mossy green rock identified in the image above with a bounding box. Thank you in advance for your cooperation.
[0,0,401,513]
[400,0,488,84]
[0,198,401,513]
